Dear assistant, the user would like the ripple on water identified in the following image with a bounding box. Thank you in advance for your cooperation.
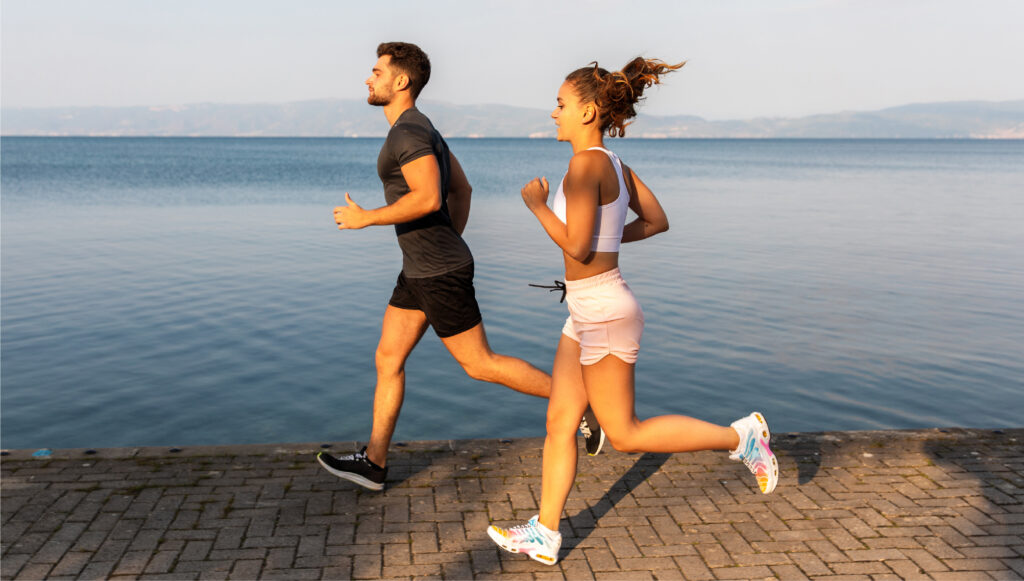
[3,139,1023,448]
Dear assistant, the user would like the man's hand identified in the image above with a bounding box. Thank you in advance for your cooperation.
[521,177,550,211]
[334,193,372,230]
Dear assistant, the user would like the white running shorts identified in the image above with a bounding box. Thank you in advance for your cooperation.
[561,268,644,366]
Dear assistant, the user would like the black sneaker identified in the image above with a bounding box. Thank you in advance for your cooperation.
[317,446,387,491]
[579,407,605,456]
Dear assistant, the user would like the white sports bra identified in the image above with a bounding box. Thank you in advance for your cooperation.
[553,147,630,252]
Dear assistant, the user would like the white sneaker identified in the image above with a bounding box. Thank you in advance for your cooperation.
[729,412,779,494]
[487,515,561,565]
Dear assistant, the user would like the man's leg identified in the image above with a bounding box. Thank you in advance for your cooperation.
[366,304,430,467]
[440,322,551,398]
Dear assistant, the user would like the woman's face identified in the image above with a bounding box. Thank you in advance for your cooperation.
[551,81,592,142]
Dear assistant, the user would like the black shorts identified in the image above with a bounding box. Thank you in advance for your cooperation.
[388,262,482,338]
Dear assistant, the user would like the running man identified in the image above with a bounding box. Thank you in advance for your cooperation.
[317,42,603,491]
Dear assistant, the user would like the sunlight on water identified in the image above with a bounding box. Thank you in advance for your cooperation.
[2,137,1022,448]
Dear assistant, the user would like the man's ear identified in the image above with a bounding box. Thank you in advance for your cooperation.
[394,73,410,93]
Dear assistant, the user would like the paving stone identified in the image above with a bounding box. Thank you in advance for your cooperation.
[76,561,117,580]
[111,550,153,576]
[0,429,1021,579]
[48,551,92,577]
[228,558,263,580]
[945,558,1014,571]
[789,551,834,576]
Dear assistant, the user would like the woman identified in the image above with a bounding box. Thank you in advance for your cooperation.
[486,58,779,565]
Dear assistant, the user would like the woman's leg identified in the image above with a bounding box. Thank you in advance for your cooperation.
[581,354,740,454]
[537,333,589,532]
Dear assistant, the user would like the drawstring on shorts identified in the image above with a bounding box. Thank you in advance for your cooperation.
[528,280,567,303]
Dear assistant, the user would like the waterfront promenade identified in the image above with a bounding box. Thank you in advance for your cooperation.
[2,428,1022,580]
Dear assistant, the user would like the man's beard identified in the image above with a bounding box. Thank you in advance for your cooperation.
[367,90,391,106]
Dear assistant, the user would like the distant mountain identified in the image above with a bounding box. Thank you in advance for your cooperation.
[631,100,1024,139]
[2,99,1022,138]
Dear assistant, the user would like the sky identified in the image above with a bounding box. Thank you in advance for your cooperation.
[2,0,1022,120]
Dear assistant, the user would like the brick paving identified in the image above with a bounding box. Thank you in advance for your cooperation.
[2,428,1022,580]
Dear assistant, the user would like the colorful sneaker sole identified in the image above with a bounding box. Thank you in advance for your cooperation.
[487,526,558,565]
[750,413,779,494]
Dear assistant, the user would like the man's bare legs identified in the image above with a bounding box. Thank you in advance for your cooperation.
[365,305,430,467]
[440,322,551,399]
[365,309,551,468]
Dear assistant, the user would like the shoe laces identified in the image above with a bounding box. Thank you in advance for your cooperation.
[339,448,369,463]
[509,521,536,534]
[506,518,550,543]
[741,450,761,473]
[738,432,766,469]
[579,418,593,438]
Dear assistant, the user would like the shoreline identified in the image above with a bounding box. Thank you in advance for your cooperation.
[1,426,1018,460]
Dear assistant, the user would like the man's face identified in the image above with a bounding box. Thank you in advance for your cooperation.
[366,55,398,106]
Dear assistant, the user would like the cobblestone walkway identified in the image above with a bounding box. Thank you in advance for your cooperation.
[2,428,1022,580]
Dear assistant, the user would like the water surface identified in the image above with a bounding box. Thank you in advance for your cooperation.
[2,137,1022,449]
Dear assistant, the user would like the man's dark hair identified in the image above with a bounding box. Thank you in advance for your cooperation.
[377,42,431,99]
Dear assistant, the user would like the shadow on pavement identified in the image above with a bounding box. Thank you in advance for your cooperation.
[921,428,1023,509]
[562,452,672,552]
[772,432,824,485]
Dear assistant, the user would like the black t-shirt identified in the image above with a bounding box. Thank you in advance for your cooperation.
[377,108,473,278]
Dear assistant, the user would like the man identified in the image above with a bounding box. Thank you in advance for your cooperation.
[317,42,602,491]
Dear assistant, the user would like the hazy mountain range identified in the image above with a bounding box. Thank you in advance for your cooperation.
[3,99,1023,139]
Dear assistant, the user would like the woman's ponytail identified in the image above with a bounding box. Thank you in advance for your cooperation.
[566,57,685,137]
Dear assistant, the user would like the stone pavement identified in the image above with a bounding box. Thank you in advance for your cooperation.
[2,428,1022,580]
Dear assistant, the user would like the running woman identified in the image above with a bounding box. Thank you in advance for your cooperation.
[486,58,779,565]
[317,43,603,492]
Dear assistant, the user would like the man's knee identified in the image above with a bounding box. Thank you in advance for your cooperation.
[449,339,501,382]
[375,345,407,375]
[460,355,498,383]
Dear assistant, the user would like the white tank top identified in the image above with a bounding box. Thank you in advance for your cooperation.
[553,147,630,252]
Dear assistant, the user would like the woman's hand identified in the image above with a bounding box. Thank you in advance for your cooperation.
[521,177,550,211]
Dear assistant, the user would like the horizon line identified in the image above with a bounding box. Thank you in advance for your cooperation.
[3,97,1023,124]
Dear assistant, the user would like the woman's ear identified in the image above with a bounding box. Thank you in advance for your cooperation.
[582,103,598,125]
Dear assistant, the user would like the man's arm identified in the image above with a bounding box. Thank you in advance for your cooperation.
[446,152,472,235]
[334,155,441,230]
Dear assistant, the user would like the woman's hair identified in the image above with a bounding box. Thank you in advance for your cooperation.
[565,57,685,137]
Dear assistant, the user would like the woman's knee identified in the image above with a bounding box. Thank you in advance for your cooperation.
[546,405,584,437]
[604,428,642,453]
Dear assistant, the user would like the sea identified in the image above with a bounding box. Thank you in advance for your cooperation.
[2,137,1022,450]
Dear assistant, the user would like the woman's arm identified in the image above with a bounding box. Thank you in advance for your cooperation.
[621,164,669,243]
[522,153,601,262]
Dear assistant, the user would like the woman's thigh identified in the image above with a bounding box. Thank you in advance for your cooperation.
[581,353,638,439]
